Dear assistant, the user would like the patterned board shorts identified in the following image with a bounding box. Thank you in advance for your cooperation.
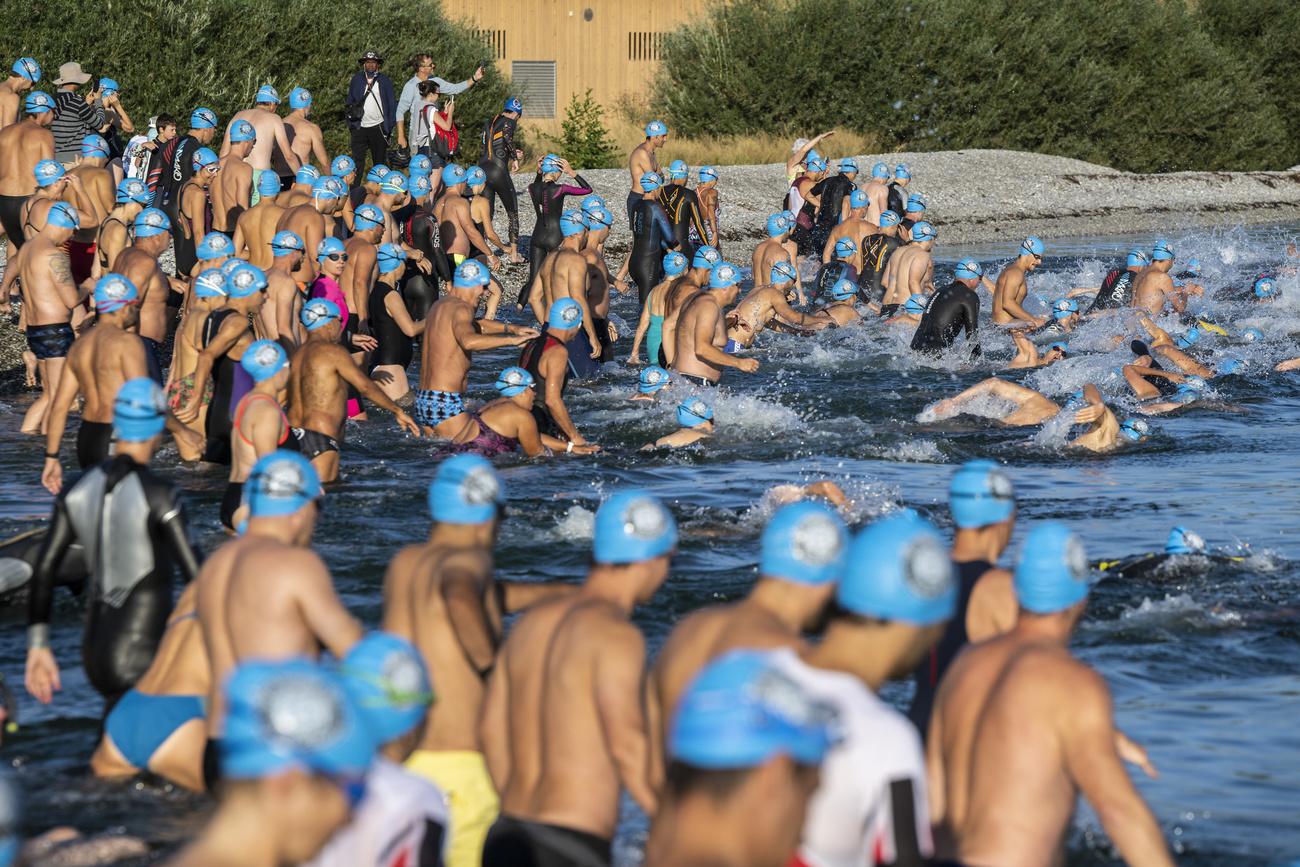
[414,389,465,428]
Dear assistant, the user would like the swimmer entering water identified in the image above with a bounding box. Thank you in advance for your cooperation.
[642,397,715,450]
[1093,525,1247,580]
[631,365,671,402]
[1006,331,1067,369]
[924,382,1139,452]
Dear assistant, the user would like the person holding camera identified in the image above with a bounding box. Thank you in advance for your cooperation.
[412,81,459,170]
[50,62,106,167]
[395,53,483,156]
[345,50,397,185]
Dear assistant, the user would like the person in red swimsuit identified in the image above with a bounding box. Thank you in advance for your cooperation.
[222,339,290,532]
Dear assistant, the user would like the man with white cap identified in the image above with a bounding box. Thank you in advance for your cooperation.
[221,84,301,195]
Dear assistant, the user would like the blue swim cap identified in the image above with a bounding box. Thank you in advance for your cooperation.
[640,171,663,192]
[668,159,688,180]
[221,257,248,278]
[353,203,384,231]
[222,658,374,780]
[1126,249,1149,269]
[381,172,408,195]
[834,237,857,259]
[761,501,847,586]
[771,260,797,285]
[1165,526,1205,555]
[98,77,119,96]
[1238,326,1263,344]
[1254,276,1277,299]
[229,119,256,143]
[496,366,535,397]
[365,164,390,184]
[246,450,322,518]
[905,194,927,214]
[894,164,911,180]
[1119,417,1151,442]
[295,164,321,185]
[24,91,54,114]
[316,236,345,262]
[339,632,433,744]
[839,157,859,175]
[954,259,982,280]
[197,231,234,260]
[1048,341,1069,357]
[45,201,79,230]
[663,251,688,277]
[1021,235,1045,257]
[699,165,718,183]
[12,57,41,82]
[93,273,139,313]
[331,155,356,177]
[1052,298,1079,319]
[227,262,268,298]
[452,259,489,289]
[504,96,524,114]
[911,221,937,242]
[288,87,312,109]
[1174,326,1200,350]
[949,459,1015,529]
[677,396,714,428]
[194,268,228,299]
[640,365,671,394]
[133,207,171,238]
[409,174,433,198]
[879,210,901,228]
[441,163,467,187]
[669,649,833,769]
[429,454,502,524]
[587,207,613,230]
[190,147,219,172]
[903,293,928,315]
[547,297,584,330]
[270,230,304,255]
[709,262,741,289]
[190,107,217,129]
[766,213,789,238]
[693,246,721,270]
[593,489,677,565]
[1183,375,1207,392]
[377,243,407,275]
[240,339,289,383]
[1013,522,1090,614]
[465,166,487,188]
[255,84,281,105]
[80,134,109,158]
[581,193,605,213]
[113,378,167,442]
[871,162,890,179]
[560,209,587,237]
[115,177,150,205]
[1151,239,1175,261]
[838,513,956,625]
[849,189,868,209]
[829,278,857,301]
[257,170,282,198]
[540,155,562,174]
[33,159,64,187]
[301,297,341,331]
[807,158,829,173]
[645,120,668,137]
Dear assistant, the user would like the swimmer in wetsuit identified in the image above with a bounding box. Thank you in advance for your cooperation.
[478,97,525,263]
[811,236,859,303]
[861,210,903,306]
[520,155,591,308]
[25,378,202,715]
[368,243,426,402]
[1082,249,1148,314]
[910,258,982,356]
[658,160,709,262]
[641,396,715,451]
[818,277,862,326]
[398,172,443,319]
[1093,525,1247,580]
[626,171,678,306]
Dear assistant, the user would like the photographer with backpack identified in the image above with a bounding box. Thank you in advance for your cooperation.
[344,50,397,184]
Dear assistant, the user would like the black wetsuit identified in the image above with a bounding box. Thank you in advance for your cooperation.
[861,233,900,303]
[200,308,240,464]
[1086,266,1138,313]
[907,559,990,736]
[1092,551,1240,580]
[520,173,592,307]
[657,184,708,262]
[401,205,444,317]
[886,181,906,216]
[812,261,856,303]
[27,454,201,711]
[520,333,572,439]
[810,174,853,253]
[910,280,980,355]
[368,279,413,372]
[479,113,520,249]
[629,198,675,306]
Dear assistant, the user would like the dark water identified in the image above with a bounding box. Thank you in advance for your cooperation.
[1,221,1298,865]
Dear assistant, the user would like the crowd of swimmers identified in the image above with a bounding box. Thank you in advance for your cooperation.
[0,49,1293,867]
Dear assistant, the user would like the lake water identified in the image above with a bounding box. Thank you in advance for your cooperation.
[0,220,1297,865]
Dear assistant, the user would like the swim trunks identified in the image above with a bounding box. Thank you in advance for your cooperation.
[406,749,500,867]
[104,688,204,771]
[0,195,26,249]
[677,372,715,388]
[140,336,164,384]
[414,389,465,428]
[27,322,75,360]
[76,420,114,469]
[482,814,612,867]
[566,330,602,381]
[289,427,339,460]
[68,239,97,286]
[165,373,215,413]
[220,481,243,532]
[723,338,740,354]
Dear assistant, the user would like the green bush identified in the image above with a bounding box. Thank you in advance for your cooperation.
[543,89,621,170]
[3,0,512,163]
[653,0,1291,173]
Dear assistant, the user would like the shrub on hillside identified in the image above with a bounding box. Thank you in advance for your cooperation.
[544,90,621,170]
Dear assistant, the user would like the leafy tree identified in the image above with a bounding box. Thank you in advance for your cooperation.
[544,89,621,169]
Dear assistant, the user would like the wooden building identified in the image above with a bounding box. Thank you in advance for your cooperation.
[443,0,708,127]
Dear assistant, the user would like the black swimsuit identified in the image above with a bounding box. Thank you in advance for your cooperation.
[907,559,991,736]
[910,281,980,355]
[368,280,413,370]
[200,308,240,464]
[479,114,520,247]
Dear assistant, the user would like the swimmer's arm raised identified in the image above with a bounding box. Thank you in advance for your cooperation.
[596,624,657,814]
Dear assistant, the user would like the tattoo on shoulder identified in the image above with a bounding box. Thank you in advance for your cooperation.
[49,250,73,286]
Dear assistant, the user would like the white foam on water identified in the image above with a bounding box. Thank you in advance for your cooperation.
[550,505,595,542]
[869,438,945,463]
[1119,593,1242,627]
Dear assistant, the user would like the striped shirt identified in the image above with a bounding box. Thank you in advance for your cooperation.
[52,91,105,163]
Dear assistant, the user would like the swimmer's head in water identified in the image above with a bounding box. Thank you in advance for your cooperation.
[45,201,79,231]
[849,189,868,210]
[80,134,109,159]
[380,172,408,195]
[594,490,677,564]
[668,159,689,180]
[1047,341,1069,359]
[894,164,911,180]
[190,106,217,129]
[905,193,927,214]
[833,237,857,259]
[258,170,282,198]
[1014,522,1090,614]
[709,262,741,289]
[288,86,312,110]
[246,451,323,519]
[254,83,281,105]
[1151,239,1175,262]
[24,91,53,115]
[829,278,857,302]
[640,171,664,192]
[911,221,937,243]
[113,377,167,442]
[771,260,797,286]
[838,157,859,176]
[645,120,668,139]
[950,460,1015,528]
[1238,326,1263,344]
[1127,248,1150,269]
[301,298,341,331]
[241,339,289,382]
[1254,276,1278,299]
[465,165,487,189]
[838,513,956,625]
[340,632,433,745]
[879,210,901,228]
[194,268,228,299]
[1165,526,1206,555]
[1052,297,1079,320]
[270,230,304,256]
[310,177,342,201]
[429,454,504,525]
[496,366,535,397]
[353,203,384,232]
[677,397,714,429]
[761,501,847,586]
[663,251,689,277]
[330,153,356,177]
[640,365,671,394]
[116,177,150,205]
[559,209,587,237]
[903,293,928,315]
[954,259,982,281]
[228,119,256,143]
[295,164,321,185]
[699,165,718,183]
[226,262,268,298]
[33,159,64,187]
[222,658,374,781]
[1119,417,1151,442]
[547,297,584,330]
[132,207,171,239]
[669,650,833,769]
[1020,235,1045,259]
[13,56,41,82]
[1174,326,1200,350]
[766,213,790,238]
[365,164,390,185]
[693,246,722,270]
[376,243,407,275]
[94,273,139,314]
[409,174,433,199]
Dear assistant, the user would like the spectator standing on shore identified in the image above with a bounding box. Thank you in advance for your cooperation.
[395,53,483,157]
[51,62,104,167]
[346,51,397,184]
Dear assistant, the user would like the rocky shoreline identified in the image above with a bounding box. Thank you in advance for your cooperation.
[4,148,1299,389]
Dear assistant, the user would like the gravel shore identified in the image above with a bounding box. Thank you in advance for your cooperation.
[4,148,1299,384]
